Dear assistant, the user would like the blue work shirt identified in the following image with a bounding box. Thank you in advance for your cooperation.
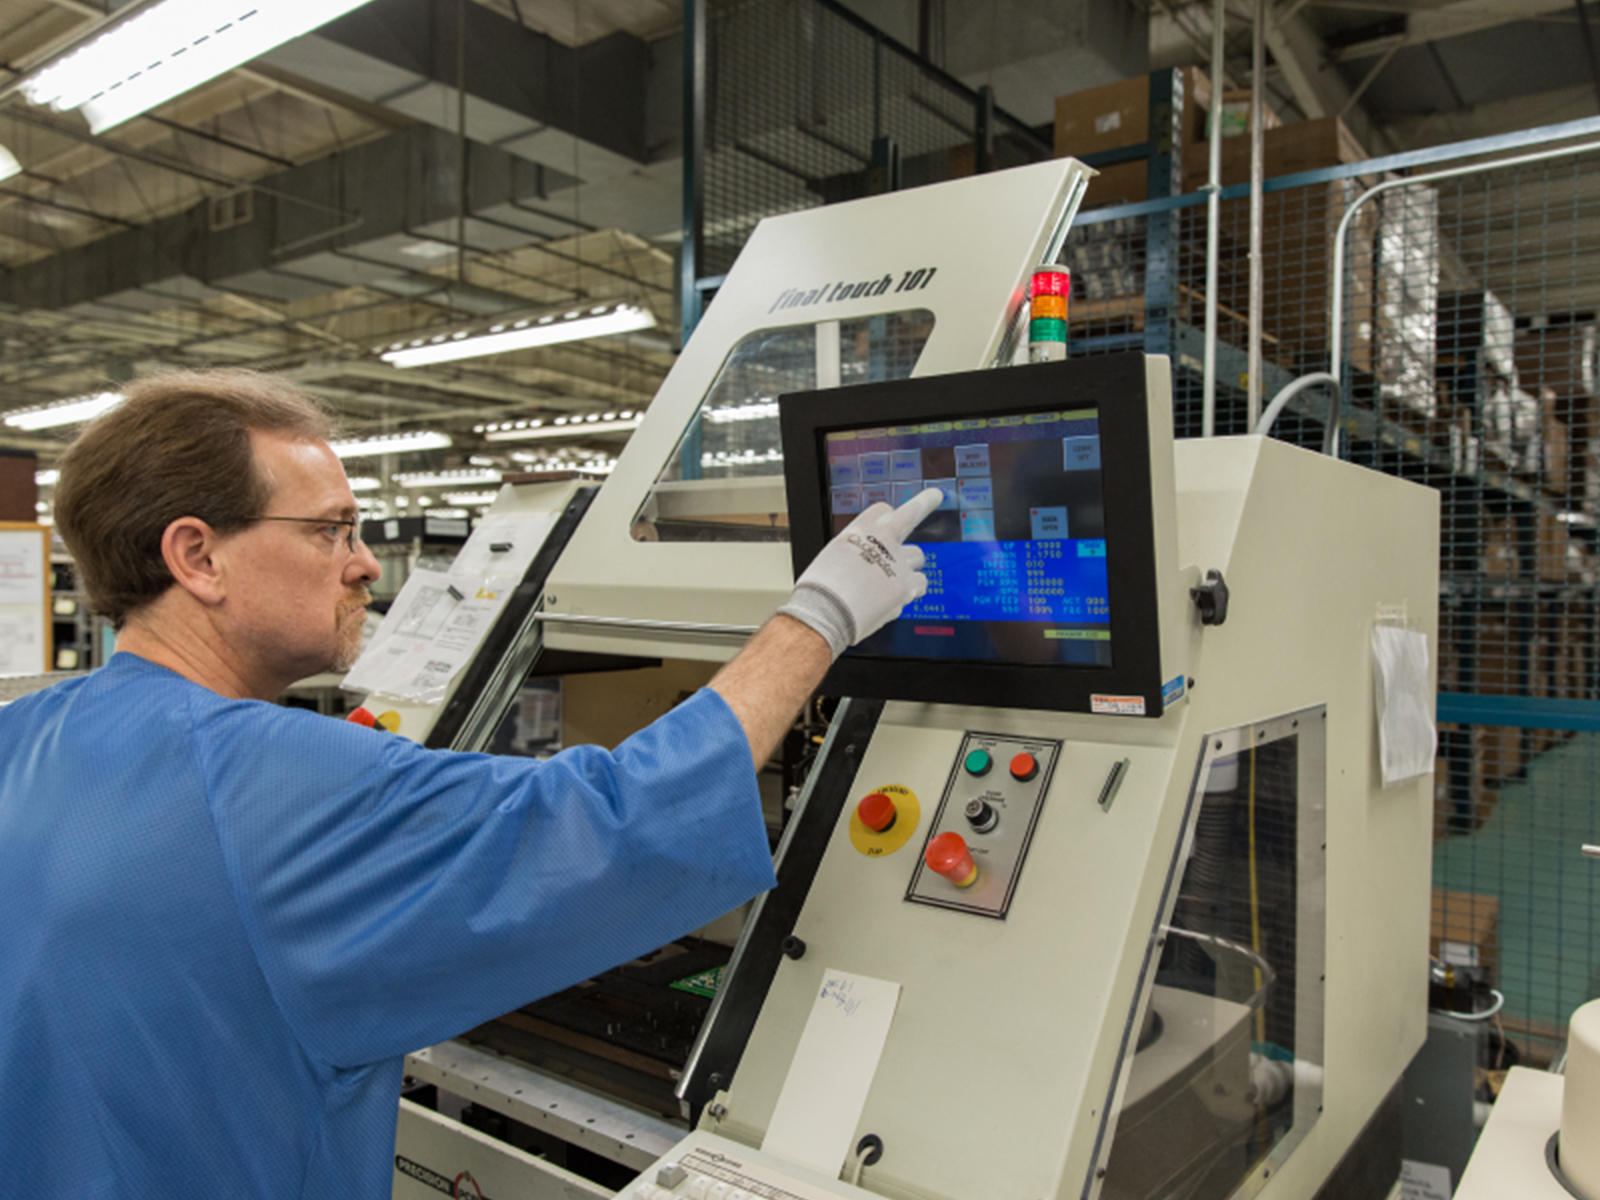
[0,652,775,1198]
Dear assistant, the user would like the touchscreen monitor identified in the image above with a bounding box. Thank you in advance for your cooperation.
[781,353,1172,715]
[825,406,1111,667]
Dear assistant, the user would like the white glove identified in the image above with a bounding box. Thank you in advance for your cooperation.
[778,486,944,659]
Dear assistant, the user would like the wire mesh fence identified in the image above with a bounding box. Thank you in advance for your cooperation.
[1061,140,1600,1065]
[699,0,1048,280]
[692,12,1600,1062]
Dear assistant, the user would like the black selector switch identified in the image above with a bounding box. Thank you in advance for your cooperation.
[964,797,998,833]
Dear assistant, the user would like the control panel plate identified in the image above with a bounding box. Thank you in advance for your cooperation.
[905,731,1060,919]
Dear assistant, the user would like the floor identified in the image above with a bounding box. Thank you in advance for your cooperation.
[1432,729,1600,1054]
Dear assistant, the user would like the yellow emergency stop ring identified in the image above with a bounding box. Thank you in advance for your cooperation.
[848,783,921,857]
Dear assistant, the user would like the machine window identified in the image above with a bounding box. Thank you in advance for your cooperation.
[629,310,935,543]
[1100,711,1327,1199]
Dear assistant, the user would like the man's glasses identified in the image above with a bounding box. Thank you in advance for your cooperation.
[252,516,362,553]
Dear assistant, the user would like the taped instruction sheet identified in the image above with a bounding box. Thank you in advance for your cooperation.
[762,970,901,1178]
[343,509,556,704]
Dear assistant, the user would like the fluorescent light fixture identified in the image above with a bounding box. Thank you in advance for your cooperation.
[444,491,501,506]
[379,303,657,369]
[4,391,123,431]
[429,507,470,519]
[392,468,503,488]
[346,476,381,492]
[330,430,451,459]
[705,399,779,423]
[22,0,378,134]
[479,416,641,443]
[35,470,60,486]
[0,145,21,183]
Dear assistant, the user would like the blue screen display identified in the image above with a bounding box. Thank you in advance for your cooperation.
[825,407,1112,666]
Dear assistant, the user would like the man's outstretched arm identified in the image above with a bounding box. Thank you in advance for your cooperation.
[710,487,943,769]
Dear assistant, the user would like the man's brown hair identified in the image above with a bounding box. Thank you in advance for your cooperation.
[54,369,334,627]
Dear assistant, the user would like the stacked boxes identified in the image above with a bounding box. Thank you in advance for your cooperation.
[1052,72,1374,373]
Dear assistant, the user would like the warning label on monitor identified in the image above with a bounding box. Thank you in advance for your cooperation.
[1092,694,1147,716]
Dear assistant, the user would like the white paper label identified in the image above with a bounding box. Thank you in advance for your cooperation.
[1094,111,1123,135]
[1372,625,1436,785]
[762,970,901,1178]
[1399,1159,1451,1200]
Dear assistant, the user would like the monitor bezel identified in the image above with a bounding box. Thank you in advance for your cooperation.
[780,353,1167,715]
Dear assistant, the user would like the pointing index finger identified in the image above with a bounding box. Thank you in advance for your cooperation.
[883,486,944,541]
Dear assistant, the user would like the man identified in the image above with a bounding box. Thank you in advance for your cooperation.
[0,369,937,1198]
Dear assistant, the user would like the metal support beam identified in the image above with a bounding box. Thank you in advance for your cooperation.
[1142,69,1186,361]
[1328,0,1572,62]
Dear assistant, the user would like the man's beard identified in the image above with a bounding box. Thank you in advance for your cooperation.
[330,591,371,672]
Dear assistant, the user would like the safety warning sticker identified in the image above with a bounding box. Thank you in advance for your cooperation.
[1091,694,1147,716]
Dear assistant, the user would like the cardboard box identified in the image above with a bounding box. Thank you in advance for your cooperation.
[1054,73,1208,161]
[1514,324,1596,402]
[1474,721,1524,786]
[1537,510,1576,583]
[1431,890,1501,984]
[1197,120,1375,372]
[1055,68,1211,190]
[1211,88,1282,139]
[1542,392,1575,499]
[1181,115,1369,193]
[1081,158,1151,208]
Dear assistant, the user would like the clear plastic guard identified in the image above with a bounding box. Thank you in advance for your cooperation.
[630,309,936,542]
[1096,709,1327,1200]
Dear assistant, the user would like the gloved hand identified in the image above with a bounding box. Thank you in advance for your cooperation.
[778,486,944,659]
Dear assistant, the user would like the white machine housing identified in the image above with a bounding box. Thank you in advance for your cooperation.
[543,159,1094,660]
[650,423,1438,1200]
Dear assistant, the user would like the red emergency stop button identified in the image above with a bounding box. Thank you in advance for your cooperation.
[1010,752,1039,782]
[925,832,979,888]
[347,706,377,728]
[857,792,898,833]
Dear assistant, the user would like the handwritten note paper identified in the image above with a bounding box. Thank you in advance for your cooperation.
[761,969,901,1178]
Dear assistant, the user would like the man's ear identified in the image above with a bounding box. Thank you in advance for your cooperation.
[161,517,228,606]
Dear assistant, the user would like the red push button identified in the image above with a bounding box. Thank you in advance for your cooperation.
[347,706,377,728]
[1010,752,1039,782]
[857,792,897,833]
[925,832,979,887]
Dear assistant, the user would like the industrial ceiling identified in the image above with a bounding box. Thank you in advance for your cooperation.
[0,0,1592,514]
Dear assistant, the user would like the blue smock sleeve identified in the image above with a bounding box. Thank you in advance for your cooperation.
[191,687,775,1068]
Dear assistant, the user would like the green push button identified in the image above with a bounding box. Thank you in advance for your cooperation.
[964,749,993,777]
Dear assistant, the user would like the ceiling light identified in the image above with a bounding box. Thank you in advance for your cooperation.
[429,507,470,519]
[330,430,451,459]
[0,145,20,183]
[391,468,502,488]
[21,0,379,134]
[4,391,123,430]
[346,476,381,492]
[482,416,642,442]
[378,303,657,368]
[35,470,59,486]
[444,490,501,506]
